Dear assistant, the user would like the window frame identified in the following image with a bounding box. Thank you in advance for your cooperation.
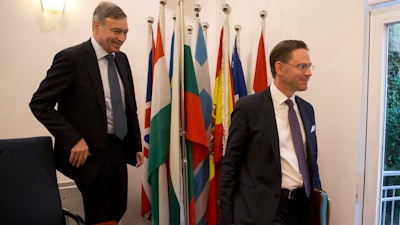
[361,2,400,224]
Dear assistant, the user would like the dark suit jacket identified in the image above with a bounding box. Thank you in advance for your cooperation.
[30,39,142,184]
[219,87,321,225]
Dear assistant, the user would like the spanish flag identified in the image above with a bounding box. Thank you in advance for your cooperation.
[209,15,234,225]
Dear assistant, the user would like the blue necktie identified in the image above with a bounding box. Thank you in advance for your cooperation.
[106,54,127,140]
[285,99,311,197]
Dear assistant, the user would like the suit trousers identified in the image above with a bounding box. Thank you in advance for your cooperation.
[273,189,311,225]
[76,136,128,225]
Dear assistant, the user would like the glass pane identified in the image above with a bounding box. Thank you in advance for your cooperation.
[381,22,400,225]
[384,22,400,172]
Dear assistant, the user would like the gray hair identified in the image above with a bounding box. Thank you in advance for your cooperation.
[92,1,126,24]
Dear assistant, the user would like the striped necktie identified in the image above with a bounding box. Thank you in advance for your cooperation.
[285,99,311,197]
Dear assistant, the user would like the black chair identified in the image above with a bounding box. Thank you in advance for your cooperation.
[0,136,85,225]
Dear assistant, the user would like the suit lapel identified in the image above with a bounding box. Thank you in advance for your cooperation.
[295,97,315,183]
[295,97,312,146]
[261,88,281,164]
[83,41,107,116]
[114,53,132,105]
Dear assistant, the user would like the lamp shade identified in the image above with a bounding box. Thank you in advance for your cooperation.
[41,0,65,13]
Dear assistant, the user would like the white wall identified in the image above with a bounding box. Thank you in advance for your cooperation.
[0,0,365,224]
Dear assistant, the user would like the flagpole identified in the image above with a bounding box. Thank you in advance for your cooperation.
[259,10,267,37]
[177,1,190,225]
[202,22,209,45]
[234,24,241,56]
[221,3,231,155]
[147,16,154,25]
[194,3,201,37]
[193,4,200,49]
[187,25,193,35]
[187,25,192,47]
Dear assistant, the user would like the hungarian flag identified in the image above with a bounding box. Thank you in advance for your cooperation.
[231,33,248,102]
[147,4,171,225]
[193,17,212,225]
[170,3,209,224]
[209,17,234,225]
[141,17,155,220]
[253,31,268,93]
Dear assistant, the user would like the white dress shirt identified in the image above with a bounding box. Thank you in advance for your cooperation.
[270,82,307,190]
[91,37,126,135]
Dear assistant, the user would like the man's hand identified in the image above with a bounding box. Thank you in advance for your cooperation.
[69,138,90,168]
[136,152,144,168]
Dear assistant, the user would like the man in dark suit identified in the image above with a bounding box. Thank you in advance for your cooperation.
[219,40,322,225]
[29,2,143,225]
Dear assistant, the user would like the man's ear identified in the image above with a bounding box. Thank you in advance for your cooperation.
[275,61,285,74]
[92,20,100,32]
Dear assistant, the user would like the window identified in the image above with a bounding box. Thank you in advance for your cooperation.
[363,2,400,225]
[381,21,400,225]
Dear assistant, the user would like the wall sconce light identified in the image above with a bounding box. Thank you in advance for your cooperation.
[41,0,66,13]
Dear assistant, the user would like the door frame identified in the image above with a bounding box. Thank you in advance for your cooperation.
[360,2,400,225]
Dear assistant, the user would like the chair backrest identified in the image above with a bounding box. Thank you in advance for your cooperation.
[0,136,64,225]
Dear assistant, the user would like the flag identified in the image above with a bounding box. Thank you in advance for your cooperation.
[253,30,268,93]
[141,18,155,220]
[231,33,247,102]
[170,3,209,224]
[169,31,175,82]
[147,4,171,225]
[193,16,212,225]
[169,4,184,224]
[184,39,209,225]
[209,16,235,225]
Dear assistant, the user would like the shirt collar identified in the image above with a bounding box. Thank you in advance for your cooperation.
[270,81,296,105]
[91,37,109,60]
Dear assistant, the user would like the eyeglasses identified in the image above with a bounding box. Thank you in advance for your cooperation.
[284,63,315,72]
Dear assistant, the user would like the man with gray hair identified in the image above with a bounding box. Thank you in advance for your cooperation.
[30,2,143,224]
